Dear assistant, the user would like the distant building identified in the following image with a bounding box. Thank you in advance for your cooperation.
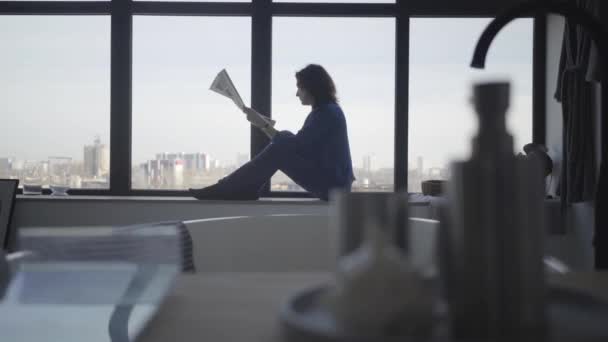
[417,156,424,177]
[211,159,222,170]
[172,159,184,188]
[363,155,373,173]
[11,159,24,171]
[0,158,11,173]
[166,152,183,161]
[236,153,249,168]
[142,158,184,188]
[183,152,210,172]
[84,137,109,177]
[201,154,211,171]
[183,154,195,171]
[69,175,82,188]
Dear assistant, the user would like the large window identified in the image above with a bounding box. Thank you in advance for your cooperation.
[132,16,251,190]
[0,16,111,190]
[408,18,533,192]
[272,17,395,192]
[4,2,540,197]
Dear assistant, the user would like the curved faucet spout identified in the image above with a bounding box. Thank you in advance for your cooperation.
[471,0,607,69]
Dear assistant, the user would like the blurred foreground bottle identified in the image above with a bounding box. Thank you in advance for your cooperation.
[440,82,547,340]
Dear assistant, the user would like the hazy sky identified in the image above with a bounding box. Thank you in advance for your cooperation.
[0,15,532,172]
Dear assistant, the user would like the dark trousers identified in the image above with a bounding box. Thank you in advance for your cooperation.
[218,132,345,200]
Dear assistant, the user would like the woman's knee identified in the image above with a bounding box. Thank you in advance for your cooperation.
[270,133,296,151]
[272,130,295,143]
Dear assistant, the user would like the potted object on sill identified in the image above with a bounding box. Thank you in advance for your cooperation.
[421,180,446,197]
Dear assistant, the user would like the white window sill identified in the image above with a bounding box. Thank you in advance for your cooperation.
[16,194,436,206]
[16,195,327,205]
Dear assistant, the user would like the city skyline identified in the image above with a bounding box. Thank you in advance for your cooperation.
[0,134,450,192]
[0,137,451,173]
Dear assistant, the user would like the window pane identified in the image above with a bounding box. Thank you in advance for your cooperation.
[132,16,251,190]
[272,17,395,192]
[408,18,533,192]
[0,16,110,190]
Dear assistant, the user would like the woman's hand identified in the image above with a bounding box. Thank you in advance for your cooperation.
[243,107,270,128]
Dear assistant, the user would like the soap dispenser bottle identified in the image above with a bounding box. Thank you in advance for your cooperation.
[440,82,546,340]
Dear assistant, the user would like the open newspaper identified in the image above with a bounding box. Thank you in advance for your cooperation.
[210,69,275,127]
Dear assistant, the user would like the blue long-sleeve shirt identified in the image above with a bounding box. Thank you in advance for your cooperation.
[274,102,355,188]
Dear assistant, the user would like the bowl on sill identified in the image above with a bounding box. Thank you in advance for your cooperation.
[22,184,43,195]
[50,185,70,196]
[421,180,446,197]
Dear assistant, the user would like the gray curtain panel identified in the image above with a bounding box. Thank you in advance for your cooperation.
[554,0,602,207]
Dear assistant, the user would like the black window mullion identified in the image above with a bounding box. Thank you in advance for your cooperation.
[532,14,547,145]
[110,0,132,195]
[0,1,109,14]
[272,3,395,17]
[407,0,515,16]
[394,0,409,192]
[132,1,251,16]
[251,0,272,196]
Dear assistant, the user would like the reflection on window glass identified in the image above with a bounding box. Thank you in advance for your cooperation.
[272,17,395,192]
[132,16,251,190]
[408,18,533,192]
[0,16,110,190]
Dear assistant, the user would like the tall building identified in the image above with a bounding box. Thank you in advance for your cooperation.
[84,137,109,177]
[10,159,24,171]
[166,152,183,161]
[172,159,184,187]
[142,158,184,188]
[201,153,210,171]
[363,155,373,173]
[183,153,195,171]
[210,159,222,170]
[417,156,424,177]
[69,175,82,188]
[0,158,11,173]
[183,152,210,172]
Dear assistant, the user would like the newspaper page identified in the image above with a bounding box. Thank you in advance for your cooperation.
[210,69,245,110]
[210,69,275,127]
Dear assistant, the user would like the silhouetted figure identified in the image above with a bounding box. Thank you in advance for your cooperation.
[189,64,354,201]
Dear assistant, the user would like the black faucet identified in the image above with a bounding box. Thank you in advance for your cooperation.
[470,0,608,269]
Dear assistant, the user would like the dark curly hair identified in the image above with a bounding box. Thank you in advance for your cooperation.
[295,64,338,106]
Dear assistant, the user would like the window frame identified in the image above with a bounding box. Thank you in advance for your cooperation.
[0,0,546,197]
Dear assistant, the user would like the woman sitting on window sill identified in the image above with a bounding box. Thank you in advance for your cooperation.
[189,64,355,201]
